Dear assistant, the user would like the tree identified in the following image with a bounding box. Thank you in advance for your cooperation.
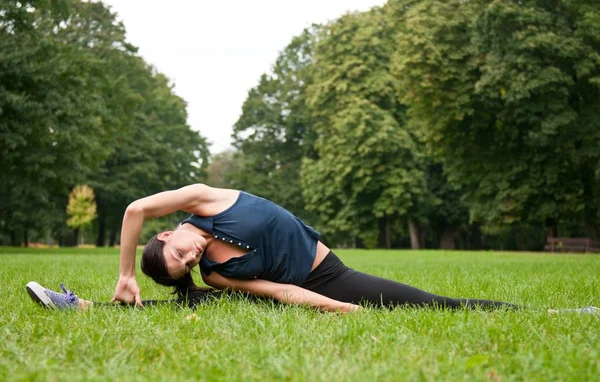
[0,0,133,244]
[231,26,321,220]
[0,0,210,246]
[393,0,600,241]
[66,185,97,244]
[91,67,209,246]
[302,8,427,248]
[421,163,470,249]
[205,150,242,189]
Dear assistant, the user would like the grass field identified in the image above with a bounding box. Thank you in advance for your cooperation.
[0,247,599,381]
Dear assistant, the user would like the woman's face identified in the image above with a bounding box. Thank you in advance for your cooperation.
[157,230,206,279]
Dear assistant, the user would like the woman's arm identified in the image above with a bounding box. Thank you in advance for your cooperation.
[202,271,362,313]
[117,184,215,276]
[112,184,219,305]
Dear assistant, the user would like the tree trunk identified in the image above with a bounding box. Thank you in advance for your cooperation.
[354,236,366,249]
[109,230,118,247]
[586,223,598,240]
[581,168,598,239]
[546,219,557,238]
[516,228,525,251]
[95,195,106,246]
[62,230,78,247]
[440,227,457,250]
[23,227,29,247]
[96,212,106,247]
[377,217,392,249]
[583,200,598,239]
[408,218,421,250]
[468,224,483,250]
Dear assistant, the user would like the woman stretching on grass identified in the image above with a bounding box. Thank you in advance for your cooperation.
[25,184,598,313]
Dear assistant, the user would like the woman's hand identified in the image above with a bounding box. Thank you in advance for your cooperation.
[344,303,363,313]
[110,276,143,307]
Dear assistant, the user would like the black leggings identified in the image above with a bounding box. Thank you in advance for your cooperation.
[299,251,519,310]
[108,251,518,310]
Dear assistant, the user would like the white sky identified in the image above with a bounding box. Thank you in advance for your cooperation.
[101,0,387,154]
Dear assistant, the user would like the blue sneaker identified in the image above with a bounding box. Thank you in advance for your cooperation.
[25,281,79,309]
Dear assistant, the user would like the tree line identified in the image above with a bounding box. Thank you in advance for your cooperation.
[212,0,600,250]
[2,0,599,250]
[0,0,208,246]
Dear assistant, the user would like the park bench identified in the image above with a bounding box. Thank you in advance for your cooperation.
[545,237,600,253]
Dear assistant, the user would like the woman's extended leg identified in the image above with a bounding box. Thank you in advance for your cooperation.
[301,252,519,309]
[25,282,222,309]
[316,270,517,309]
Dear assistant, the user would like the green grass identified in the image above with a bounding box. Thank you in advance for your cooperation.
[1,248,599,381]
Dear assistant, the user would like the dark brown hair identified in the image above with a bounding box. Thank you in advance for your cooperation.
[141,234,211,298]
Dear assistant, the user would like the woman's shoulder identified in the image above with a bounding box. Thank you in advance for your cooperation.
[188,185,241,216]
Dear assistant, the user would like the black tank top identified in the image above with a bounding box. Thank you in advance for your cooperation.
[181,191,320,285]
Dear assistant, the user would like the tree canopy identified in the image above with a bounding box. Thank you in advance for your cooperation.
[3,0,599,250]
[230,0,600,249]
[0,0,208,246]
[393,0,600,239]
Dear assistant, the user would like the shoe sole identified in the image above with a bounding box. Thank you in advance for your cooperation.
[25,281,56,309]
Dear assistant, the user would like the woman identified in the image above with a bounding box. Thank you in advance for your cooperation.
[25,184,597,313]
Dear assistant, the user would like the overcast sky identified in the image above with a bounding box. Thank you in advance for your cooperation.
[101,0,387,154]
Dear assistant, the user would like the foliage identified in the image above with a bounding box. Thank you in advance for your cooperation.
[66,185,97,230]
[392,0,600,237]
[420,162,470,249]
[302,8,426,247]
[89,59,209,246]
[204,150,242,189]
[231,26,320,220]
[0,0,209,245]
[0,0,123,243]
[3,0,600,249]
